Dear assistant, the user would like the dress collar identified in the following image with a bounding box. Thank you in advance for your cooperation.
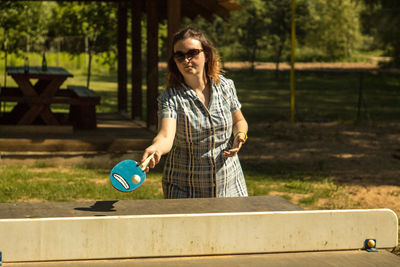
[180,80,215,112]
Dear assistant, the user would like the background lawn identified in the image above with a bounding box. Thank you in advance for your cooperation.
[1,64,399,254]
[1,65,399,204]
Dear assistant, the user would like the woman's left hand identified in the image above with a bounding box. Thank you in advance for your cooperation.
[222,132,246,158]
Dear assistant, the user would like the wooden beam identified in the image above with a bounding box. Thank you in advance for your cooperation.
[217,0,242,11]
[193,0,230,20]
[182,1,214,21]
[117,1,128,113]
[131,0,143,120]
[168,0,181,55]
[146,0,159,128]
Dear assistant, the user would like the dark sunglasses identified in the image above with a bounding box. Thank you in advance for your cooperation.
[173,49,204,62]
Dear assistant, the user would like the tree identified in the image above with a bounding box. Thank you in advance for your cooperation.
[188,0,308,72]
[361,0,400,66]
[0,2,52,86]
[49,2,117,87]
[0,2,23,86]
[234,0,270,71]
[262,0,309,74]
[183,14,238,67]
[182,0,268,70]
[305,0,363,60]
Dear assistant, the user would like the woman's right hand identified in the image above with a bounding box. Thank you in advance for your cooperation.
[141,146,162,172]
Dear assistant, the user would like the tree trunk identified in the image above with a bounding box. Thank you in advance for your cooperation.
[85,36,89,71]
[275,47,282,78]
[86,31,98,89]
[250,47,257,73]
[275,38,286,78]
[86,48,92,89]
[3,38,7,87]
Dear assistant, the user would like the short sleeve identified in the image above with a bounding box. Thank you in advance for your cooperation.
[229,79,241,113]
[157,89,177,119]
[222,77,241,113]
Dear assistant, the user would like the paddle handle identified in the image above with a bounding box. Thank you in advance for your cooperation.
[139,153,155,171]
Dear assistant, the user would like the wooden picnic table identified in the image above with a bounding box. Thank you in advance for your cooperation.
[4,66,74,126]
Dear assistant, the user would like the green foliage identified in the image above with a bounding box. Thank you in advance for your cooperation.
[187,0,364,65]
[48,2,117,54]
[48,2,118,87]
[361,0,400,66]
[304,0,363,60]
[0,2,54,56]
[182,15,239,62]
[235,0,270,67]
[0,2,24,55]
[0,1,398,67]
[262,0,309,67]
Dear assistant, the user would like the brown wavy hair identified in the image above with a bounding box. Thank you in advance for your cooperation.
[167,27,222,88]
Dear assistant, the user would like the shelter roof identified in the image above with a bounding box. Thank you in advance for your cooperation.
[55,0,242,21]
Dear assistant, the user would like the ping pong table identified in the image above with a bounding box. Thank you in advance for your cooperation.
[0,196,398,266]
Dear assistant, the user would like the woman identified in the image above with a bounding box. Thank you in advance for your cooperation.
[141,27,248,198]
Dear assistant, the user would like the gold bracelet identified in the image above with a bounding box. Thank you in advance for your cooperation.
[234,131,248,143]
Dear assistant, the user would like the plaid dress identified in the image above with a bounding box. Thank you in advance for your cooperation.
[158,75,248,198]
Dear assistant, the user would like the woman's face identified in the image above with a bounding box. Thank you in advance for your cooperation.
[173,38,206,78]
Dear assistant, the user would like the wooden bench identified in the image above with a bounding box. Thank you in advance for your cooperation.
[0,86,100,129]
[67,85,101,130]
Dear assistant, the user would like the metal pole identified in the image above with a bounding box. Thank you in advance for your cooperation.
[290,0,296,122]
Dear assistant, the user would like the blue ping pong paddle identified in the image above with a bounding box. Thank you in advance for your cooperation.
[110,153,155,192]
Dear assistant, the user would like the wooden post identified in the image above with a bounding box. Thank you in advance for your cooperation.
[131,0,143,120]
[168,0,181,56]
[146,0,159,128]
[117,1,128,113]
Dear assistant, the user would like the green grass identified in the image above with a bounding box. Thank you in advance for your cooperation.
[1,54,399,254]
[243,159,338,206]
[246,175,339,202]
[2,52,399,123]
[0,164,163,202]
[1,65,399,204]
[0,162,340,206]
[229,70,400,123]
